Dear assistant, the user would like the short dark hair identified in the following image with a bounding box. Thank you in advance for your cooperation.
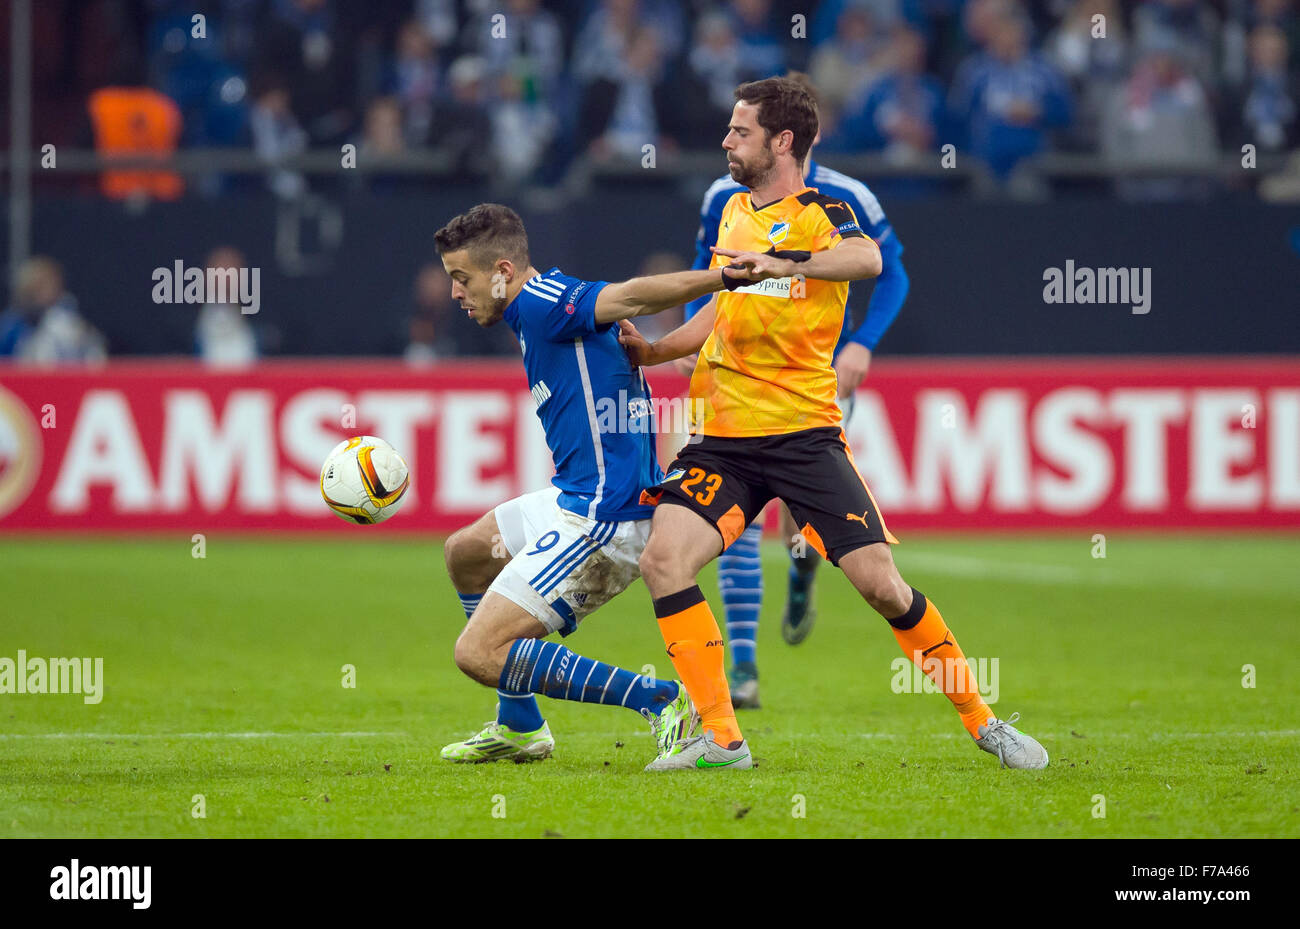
[734,77,819,163]
[434,203,530,269]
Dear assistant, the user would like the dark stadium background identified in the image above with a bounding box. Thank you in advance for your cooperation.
[0,1,1296,529]
[3,0,1298,357]
[2,0,1300,535]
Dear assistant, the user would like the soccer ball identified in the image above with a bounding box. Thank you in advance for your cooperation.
[319,436,410,525]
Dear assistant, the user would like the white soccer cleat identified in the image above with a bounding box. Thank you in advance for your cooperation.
[975,712,1049,769]
[441,720,555,763]
[644,729,753,771]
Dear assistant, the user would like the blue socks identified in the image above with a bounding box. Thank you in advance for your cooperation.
[457,590,546,733]
[457,592,483,617]
[499,640,679,717]
[460,592,680,729]
[495,688,545,732]
[718,522,763,671]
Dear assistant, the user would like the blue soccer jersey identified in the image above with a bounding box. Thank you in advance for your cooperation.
[504,268,662,522]
[684,159,909,354]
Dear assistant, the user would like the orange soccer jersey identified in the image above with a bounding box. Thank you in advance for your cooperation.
[690,187,876,438]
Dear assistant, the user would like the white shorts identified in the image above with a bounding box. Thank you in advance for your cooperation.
[488,488,651,637]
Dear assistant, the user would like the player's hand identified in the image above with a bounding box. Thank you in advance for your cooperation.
[617,319,656,367]
[834,343,871,398]
[712,246,794,281]
[673,354,697,377]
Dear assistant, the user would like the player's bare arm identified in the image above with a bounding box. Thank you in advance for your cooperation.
[617,300,716,367]
[712,235,881,283]
[593,268,727,324]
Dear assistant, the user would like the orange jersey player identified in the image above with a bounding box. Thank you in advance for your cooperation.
[690,187,866,439]
[619,76,1049,772]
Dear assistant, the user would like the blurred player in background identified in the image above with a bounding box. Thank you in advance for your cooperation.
[680,72,909,709]
[622,77,1048,772]
[433,203,761,766]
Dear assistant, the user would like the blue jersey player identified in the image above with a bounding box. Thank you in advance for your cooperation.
[432,202,758,766]
[681,80,910,708]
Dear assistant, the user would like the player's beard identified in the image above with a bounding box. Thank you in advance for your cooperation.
[482,294,508,326]
[728,147,776,190]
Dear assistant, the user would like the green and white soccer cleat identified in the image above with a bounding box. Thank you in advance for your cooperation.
[441,720,555,763]
[645,683,698,757]
[975,712,1049,769]
[644,729,753,771]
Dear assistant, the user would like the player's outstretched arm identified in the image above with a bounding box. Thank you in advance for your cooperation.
[712,236,882,283]
[618,300,715,367]
[807,236,882,281]
[594,269,729,324]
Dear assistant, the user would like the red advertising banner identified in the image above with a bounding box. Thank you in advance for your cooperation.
[0,358,1297,533]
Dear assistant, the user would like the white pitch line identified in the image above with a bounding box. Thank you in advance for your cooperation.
[1073,730,1300,741]
[592,729,1299,741]
[0,731,405,740]
[848,730,1300,740]
[2,729,1294,742]
[899,552,1085,585]
[894,551,1263,592]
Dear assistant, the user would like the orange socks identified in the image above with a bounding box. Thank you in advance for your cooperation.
[653,585,743,748]
[887,588,993,739]
[653,584,987,747]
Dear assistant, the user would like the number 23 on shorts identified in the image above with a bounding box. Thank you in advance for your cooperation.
[679,467,722,507]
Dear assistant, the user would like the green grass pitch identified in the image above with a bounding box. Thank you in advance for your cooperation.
[2,534,1297,838]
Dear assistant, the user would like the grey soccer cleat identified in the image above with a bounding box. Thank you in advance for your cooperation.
[975,712,1049,769]
[728,665,760,709]
[645,729,753,771]
[781,576,817,645]
[731,677,760,710]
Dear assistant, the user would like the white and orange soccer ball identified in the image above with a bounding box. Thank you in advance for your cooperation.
[319,436,410,525]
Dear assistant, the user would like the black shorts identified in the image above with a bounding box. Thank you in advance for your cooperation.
[643,426,898,565]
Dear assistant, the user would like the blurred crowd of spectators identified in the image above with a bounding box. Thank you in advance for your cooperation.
[7,0,1298,365]
[19,0,1300,195]
[0,242,686,365]
[0,247,526,365]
